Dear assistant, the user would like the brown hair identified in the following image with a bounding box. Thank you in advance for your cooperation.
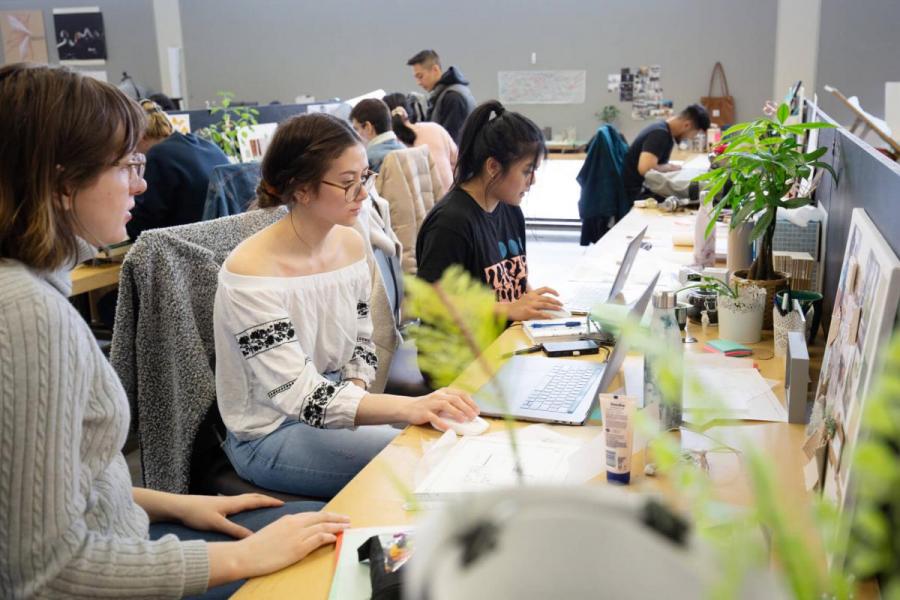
[349,99,391,135]
[139,98,174,139]
[254,112,363,208]
[0,63,146,270]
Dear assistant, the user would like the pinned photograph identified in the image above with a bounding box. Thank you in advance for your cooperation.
[53,7,106,64]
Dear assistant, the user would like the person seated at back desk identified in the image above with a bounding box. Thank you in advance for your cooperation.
[126,99,230,240]
[621,104,710,202]
[349,98,406,172]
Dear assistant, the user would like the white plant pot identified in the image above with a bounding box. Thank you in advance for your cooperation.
[717,287,765,344]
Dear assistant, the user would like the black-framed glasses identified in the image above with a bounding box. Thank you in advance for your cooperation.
[116,153,146,181]
[320,169,375,203]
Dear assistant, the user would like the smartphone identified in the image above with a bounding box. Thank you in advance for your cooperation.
[542,340,600,357]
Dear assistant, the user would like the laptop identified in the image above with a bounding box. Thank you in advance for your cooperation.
[559,226,648,315]
[474,271,660,425]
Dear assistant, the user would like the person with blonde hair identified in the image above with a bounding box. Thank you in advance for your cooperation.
[0,63,352,599]
[126,98,229,239]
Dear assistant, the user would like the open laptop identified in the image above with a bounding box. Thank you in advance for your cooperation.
[474,271,660,425]
[559,226,648,315]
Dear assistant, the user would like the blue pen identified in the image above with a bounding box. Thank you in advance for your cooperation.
[531,320,582,328]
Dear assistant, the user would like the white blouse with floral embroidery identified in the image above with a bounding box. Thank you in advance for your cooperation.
[213,258,377,441]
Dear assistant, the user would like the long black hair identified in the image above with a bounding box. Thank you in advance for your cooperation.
[382,92,417,146]
[454,99,546,187]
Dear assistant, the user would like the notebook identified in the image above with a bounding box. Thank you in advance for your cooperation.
[703,339,752,357]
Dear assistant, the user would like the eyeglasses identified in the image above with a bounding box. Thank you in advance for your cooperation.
[320,169,375,203]
[116,153,146,181]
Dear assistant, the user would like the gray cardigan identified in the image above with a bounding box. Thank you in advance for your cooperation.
[0,241,208,599]
[111,205,401,494]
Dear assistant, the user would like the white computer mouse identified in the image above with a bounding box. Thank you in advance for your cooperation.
[437,414,490,436]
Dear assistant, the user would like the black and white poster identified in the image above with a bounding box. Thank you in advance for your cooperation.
[53,7,106,64]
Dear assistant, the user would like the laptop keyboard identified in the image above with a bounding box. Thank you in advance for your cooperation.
[521,364,599,413]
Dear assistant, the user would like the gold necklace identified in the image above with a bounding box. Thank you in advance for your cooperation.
[289,210,316,252]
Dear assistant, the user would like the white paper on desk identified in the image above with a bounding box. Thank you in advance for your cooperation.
[414,427,580,500]
[414,429,458,486]
[564,431,607,483]
[683,367,787,426]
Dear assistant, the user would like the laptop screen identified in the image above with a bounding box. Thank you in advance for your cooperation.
[607,226,648,302]
[598,270,660,393]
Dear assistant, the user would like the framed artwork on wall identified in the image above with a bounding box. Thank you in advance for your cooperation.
[807,208,900,507]
[53,7,106,65]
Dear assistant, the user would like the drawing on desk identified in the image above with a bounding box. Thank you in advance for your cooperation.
[414,435,576,500]
[809,209,900,506]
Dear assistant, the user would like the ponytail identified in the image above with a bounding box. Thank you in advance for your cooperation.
[454,100,546,187]
[382,92,417,146]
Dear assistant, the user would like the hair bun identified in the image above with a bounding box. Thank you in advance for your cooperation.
[254,180,281,208]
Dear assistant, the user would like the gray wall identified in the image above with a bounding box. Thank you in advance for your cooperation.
[811,104,900,333]
[0,0,161,92]
[178,0,777,142]
[816,0,900,122]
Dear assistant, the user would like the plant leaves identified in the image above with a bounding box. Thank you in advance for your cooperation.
[777,103,789,124]
[750,209,774,241]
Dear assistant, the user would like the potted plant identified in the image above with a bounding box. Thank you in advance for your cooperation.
[595,104,620,124]
[695,103,836,329]
[198,91,260,162]
[679,276,765,343]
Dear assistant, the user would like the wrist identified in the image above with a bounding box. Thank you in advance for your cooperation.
[394,395,417,424]
[208,541,250,587]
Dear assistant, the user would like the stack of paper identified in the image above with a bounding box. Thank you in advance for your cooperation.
[683,361,786,426]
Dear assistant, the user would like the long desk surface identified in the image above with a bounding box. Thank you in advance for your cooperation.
[235,208,814,599]
[70,261,122,297]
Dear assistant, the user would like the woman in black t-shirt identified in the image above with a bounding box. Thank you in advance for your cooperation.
[416,100,563,321]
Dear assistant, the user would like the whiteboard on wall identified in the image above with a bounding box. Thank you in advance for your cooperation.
[498,70,586,104]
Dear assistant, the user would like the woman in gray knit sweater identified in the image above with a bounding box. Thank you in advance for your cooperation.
[0,63,351,599]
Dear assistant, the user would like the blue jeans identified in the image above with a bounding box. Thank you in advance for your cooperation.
[224,420,399,499]
[149,500,323,599]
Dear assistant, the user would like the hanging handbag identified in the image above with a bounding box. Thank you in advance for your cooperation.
[701,62,735,127]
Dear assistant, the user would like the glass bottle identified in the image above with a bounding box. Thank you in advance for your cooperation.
[643,290,684,430]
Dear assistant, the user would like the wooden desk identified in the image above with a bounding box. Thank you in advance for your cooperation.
[235,209,813,599]
[70,261,122,297]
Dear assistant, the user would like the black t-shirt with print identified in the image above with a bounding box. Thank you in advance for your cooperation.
[416,188,528,302]
[622,120,674,200]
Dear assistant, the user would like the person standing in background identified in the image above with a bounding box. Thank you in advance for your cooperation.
[406,49,476,144]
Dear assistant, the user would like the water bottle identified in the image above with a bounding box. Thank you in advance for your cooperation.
[643,290,684,430]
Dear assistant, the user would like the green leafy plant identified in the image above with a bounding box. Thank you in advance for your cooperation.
[200,91,260,160]
[404,266,524,480]
[595,104,620,124]
[677,275,742,299]
[402,265,898,598]
[694,103,837,281]
[844,333,900,597]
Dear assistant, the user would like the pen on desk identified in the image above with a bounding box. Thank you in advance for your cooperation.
[530,320,582,329]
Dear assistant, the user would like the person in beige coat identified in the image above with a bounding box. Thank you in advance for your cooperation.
[383,92,458,191]
[375,144,447,274]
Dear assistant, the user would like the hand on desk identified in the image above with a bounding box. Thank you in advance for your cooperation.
[405,388,479,432]
[503,287,563,321]
[209,511,351,586]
